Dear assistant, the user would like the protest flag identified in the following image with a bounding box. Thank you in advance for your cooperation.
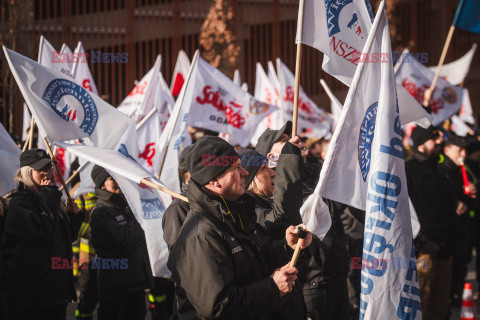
[170,50,191,97]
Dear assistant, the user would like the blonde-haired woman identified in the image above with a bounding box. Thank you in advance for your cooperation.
[2,148,81,320]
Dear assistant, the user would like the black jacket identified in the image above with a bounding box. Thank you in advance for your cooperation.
[2,184,81,310]
[162,183,190,251]
[406,151,457,258]
[168,180,306,320]
[90,188,153,300]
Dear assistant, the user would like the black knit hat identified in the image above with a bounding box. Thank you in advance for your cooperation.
[91,165,110,188]
[188,136,239,185]
[445,135,467,148]
[238,148,267,188]
[20,148,51,170]
[411,125,440,148]
[178,144,194,175]
[255,121,292,156]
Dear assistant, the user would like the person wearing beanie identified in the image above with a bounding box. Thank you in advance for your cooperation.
[439,135,478,306]
[168,136,311,320]
[2,148,82,319]
[89,165,153,320]
[405,126,458,319]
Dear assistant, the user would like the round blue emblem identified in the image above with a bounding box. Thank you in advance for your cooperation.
[358,102,378,182]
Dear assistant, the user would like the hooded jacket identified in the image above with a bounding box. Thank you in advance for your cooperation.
[2,183,81,310]
[162,183,191,251]
[168,180,306,320]
[89,188,153,300]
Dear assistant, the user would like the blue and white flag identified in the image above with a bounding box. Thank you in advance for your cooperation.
[308,2,422,318]
[0,122,21,196]
[453,0,480,35]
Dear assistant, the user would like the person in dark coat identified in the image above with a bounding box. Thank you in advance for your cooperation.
[405,125,458,320]
[2,148,82,320]
[89,165,153,320]
[438,135,476,305]
[168,136,312,320]
[255,122,350,320]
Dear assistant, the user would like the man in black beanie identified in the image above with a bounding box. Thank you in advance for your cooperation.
[168,136,311,320]
[89,165,153,320]
[405,126,457,319]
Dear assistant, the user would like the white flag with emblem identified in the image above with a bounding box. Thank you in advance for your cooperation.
[118,56,162,119]
[184,56,277,147]
[396,52,463,126]
[277,58,333,137]
[171,50,191,97]
[72,41,99,95]
[3,46,131,149]
[0,122,21,196]
[307,3,422,317]
[428,43,477,85]
[54,130,173,278]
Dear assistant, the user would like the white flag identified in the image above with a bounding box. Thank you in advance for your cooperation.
[233,69,242,86]
[3,46,131,149]
[277,58,333,137]
[250,63,283,145]
[72,41,99,95]
[0,122,21,196]
[184,56,277,147]
[295,0,374,86]
[459,88,475,125]
[451,115,471,137]
[320,79,343,120]
[396,52,463,126]
[307,4,421,317]
[118,56,162,119]
[137,110,164,175]
[171,50,191,97]
[22,103,31,141]
[38,36,73,78]
[60,43,74,75]
[54,139,172,278]
[428,43,477,85]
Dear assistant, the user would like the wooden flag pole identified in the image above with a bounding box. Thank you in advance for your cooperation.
[157,50,200,179]
[292,0,305,137]
[43,137,73,202]
[424,25,456,106]
[140,178,188,203]
[59,161,90,191]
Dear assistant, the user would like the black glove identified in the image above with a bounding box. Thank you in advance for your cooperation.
[40,185,62,216]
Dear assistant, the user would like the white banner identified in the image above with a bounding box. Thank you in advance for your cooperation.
[396,52,463,126]
[308,4,421,317]
[171,50,191,97]
[428,43,477,85]
[4,46,131,150]
[277,59,333,137]
[451,115,471,137]
[72,41,99,95]
[185,56,277,147]
[459,88,475,125]
[0,122,21,196]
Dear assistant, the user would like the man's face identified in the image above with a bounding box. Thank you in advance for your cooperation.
[418,134,443,158]
[309,142,323,159]
[253,164,275,198]
[267,133,290,168]
[216,159,249,200]
[444,145,467,166]
[103,177,122,194]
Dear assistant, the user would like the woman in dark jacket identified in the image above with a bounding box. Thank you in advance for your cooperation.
[2,148,81,320]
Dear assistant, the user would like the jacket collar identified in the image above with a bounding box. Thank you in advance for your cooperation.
[95,188,129,210]
[412,150,439,165]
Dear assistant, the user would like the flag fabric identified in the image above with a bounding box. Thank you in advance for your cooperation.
[428,43,477,85]
[54,139,173,278]
[276,58,333,137]
[295,0,374,86]
[233,69,241,86]
[459,88,475,125]
[306,3,421,318]
[396,52,463,126]
[3,46,131,149]
[451,115,471,137]
[171,50,191,97]
[72,41,99,95]
[320,79,343,120]
[0,122,21,196]
[137,110,164,175]
[60,44,74,74]
[453,0,480,35]
[22,103,31,141]
[118,56,162,119]
[250,62,283,145]
[184,56,277,147]
[38,36,73,78]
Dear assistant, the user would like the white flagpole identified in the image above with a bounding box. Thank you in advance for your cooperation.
[157,50,200,178]
[135,107,157,131]
[319,79,342,115]
[316,0,386,196]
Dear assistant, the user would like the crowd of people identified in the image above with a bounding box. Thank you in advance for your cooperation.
[0,120,479,320]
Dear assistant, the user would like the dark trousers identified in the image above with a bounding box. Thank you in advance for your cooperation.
[7,304,67,320]
[75,262,99,318]
[97,290,146,320]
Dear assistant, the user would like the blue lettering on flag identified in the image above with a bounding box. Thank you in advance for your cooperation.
[141,197,166,220]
